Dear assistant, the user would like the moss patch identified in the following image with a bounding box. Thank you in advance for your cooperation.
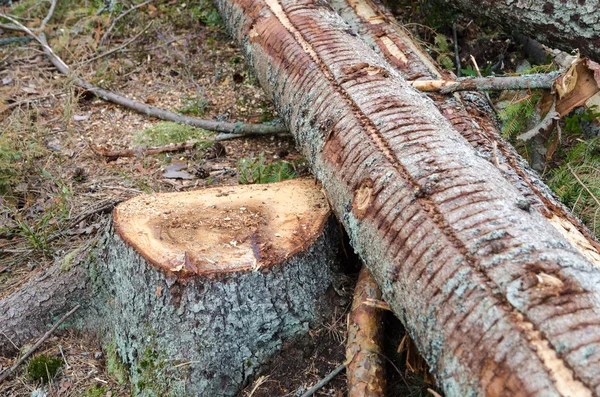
[27,354,62,382]
[132,122,211,147]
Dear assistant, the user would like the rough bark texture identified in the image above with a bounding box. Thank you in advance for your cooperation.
[330,0,600,265]
[91,220,338,396]
[346,265,385,397]
[0,245,94,357]
[437,0,600,62]
[216,0,600,395]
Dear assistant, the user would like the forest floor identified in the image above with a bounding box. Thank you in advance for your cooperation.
[1,0,598,396]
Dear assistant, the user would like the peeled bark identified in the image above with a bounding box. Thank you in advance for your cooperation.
[436,0,600,62]
[330,0,600,268]
[346,265,386,397]
[216,1,600,395]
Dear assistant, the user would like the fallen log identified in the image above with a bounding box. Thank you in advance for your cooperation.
[330,0,600,266]
[215,0,600,395]
[432,0,600,63]
[0,179,340,397]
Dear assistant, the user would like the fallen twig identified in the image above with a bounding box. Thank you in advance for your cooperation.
[409,72,559,93]
[0,0,57,32]
[36,0,58,33]
[299,363,346,397]
[89,141,196,158]
[0,304,81,383]
[517,101,559,141]
[80,21,153,65]
[0,15,287,136]
[99,0,153,46]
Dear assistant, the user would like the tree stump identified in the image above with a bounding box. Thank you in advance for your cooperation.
[97,179,339,396]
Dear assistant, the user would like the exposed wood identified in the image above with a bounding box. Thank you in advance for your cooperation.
[554,57,600,117]
[346,265,386,397]
[434,0,600,62]
[0,305,80,383]
[216,0,600,395]
[93,179,339,396]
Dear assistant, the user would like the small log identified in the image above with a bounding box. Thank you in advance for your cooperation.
[94,179,339,396]
[346,265,386,397]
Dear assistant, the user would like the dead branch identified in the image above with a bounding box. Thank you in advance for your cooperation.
[89,141,196,158]
[0,304,80,383]
[80,21,153,65]
[36,31,287,135]
[299,363,346,397]
[409,72,559,93]
[36,0,57,32]
[346,265,386,397]
[0,0,57,32]
[99,0,153,46]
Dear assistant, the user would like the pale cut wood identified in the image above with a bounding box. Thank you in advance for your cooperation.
[95,179,340,396]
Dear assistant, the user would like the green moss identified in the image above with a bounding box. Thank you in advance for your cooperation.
[104,338,129,385]
[237,153,300,184]
[132,122,211,147]
[134,347,172,397]
[83,385,108,397]
[27,354,62,382]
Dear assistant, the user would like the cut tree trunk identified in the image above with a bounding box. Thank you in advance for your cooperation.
[0,179,340,396]
[329,0,600,284]
[215,0,600,395]
[432,0,600,62]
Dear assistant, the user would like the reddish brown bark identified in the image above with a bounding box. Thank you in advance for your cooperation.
[216,0,600,395]
[346,265,386,397]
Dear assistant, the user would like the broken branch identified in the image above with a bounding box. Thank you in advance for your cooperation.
[409,72,559,93]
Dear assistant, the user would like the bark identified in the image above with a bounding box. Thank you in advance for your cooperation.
[434,0,600,63]
[215,1,600,395]
[0,180,340,397]
[0,248,93,357]
[91,180,339,396]
[346,265,386,397]
[330,0,600,266]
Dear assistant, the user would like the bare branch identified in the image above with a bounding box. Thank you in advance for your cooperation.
[409,72,559,93]
[99,0,153,46]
